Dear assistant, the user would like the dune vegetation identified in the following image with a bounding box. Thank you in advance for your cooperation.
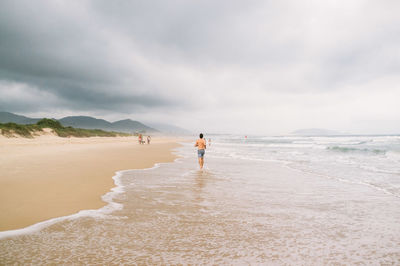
[0,119,131,138]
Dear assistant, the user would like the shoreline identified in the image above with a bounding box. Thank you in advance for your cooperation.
[0,135,181,231]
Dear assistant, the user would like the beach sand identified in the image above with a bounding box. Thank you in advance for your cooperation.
[0,135,181,231]
[1,137,400,264]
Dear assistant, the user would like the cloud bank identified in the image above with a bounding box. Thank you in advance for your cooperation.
[0,0,399,134]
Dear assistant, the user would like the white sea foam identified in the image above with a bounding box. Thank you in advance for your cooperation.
[209,134,400,198]
[386,150,400,162]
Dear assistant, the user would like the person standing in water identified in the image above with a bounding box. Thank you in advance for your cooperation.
[195,133,206,169]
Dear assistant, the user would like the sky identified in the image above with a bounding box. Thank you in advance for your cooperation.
[0,0,399,135]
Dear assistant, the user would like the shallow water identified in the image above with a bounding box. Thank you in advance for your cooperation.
[1,140,400,264]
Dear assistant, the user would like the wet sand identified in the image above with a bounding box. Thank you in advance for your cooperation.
[1,141,399,264]
[0,135,181,231]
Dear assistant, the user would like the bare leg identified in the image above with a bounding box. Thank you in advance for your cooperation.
[200,157,204,169]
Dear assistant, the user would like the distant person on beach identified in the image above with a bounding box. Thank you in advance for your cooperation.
[208,138,211,146]
[138,134,143,144]
[147,135,151,144]
[195,133,206,169]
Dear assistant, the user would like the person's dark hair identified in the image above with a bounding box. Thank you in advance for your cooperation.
[199,133,203,138]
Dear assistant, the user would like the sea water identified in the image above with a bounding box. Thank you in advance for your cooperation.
[211,134,400,198]
[1,135,399,264]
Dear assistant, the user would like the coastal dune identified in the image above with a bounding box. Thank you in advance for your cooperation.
[0,135,180,231]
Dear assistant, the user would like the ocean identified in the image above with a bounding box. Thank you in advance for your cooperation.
[1,135,400,264]
[211,134,400,198]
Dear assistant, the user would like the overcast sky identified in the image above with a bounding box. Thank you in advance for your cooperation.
[0,0,399,134]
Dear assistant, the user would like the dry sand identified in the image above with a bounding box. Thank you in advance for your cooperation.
[0,135,181,231]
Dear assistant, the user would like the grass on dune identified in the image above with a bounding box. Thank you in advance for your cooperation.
[0,118,131,138]
[0,123,41,138]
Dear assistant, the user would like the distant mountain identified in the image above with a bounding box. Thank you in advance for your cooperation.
[111,119,157,133]
[0,111,40,124]
[59,116,112,130]
[58,116,158,133]
[147,122,191,135]
[291,128,346,136]
[0,112,158,133]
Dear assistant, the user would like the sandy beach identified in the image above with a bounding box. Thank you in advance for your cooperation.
[0,135,181,231]
[1,135,399,264]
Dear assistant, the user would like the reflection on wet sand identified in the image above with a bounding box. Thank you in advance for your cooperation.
[192,170,214,203]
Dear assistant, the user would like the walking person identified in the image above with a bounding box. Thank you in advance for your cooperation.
[195,133,206,169]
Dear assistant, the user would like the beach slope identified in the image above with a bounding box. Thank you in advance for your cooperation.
[0,135,180,231]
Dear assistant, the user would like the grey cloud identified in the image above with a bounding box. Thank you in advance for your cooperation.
[0,0,399,133]
[0,0,176,114]
[90,0,400,91]
[89,0,303,65]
